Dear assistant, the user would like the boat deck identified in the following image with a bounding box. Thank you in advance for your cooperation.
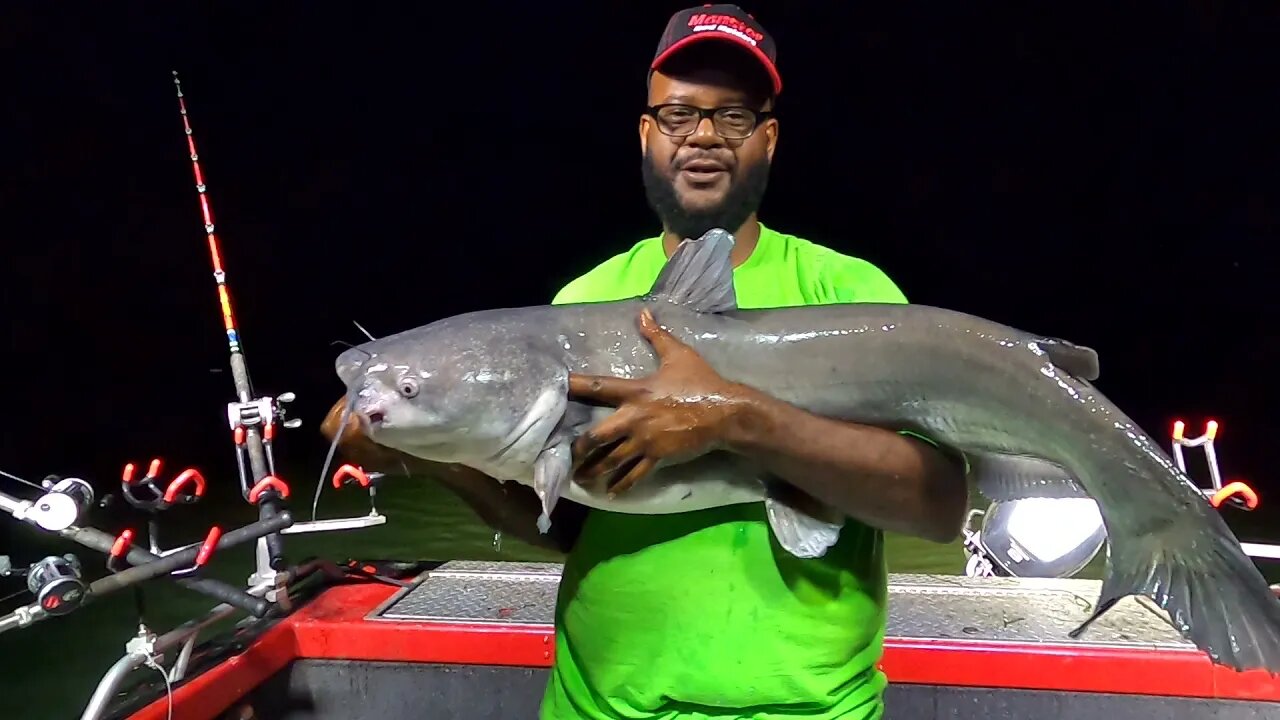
[372,560,1190,649]
[123,561,1280,720]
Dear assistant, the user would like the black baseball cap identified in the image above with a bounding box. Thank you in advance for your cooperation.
[651,4,782,96]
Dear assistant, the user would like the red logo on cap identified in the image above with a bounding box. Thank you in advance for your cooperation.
[687,12,765,45]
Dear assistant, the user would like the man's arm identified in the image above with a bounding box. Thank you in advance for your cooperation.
[722,386,968,543]
[430,464,589,555]
[793,253,967,540]
[320,397,587,555]
[566,251,969,543]
[569,309,969,544]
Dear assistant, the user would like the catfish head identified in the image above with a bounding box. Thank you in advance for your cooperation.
[319,394,430,474]
[332,313,574,485]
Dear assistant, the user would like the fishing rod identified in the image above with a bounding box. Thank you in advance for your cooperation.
[171,71,294,585]
[0,70,394,720]
[169,72,387,589]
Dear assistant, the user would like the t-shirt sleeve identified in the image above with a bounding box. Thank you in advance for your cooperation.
[551,274,597,306]
[824,255,910,305]
[551,257,622,305]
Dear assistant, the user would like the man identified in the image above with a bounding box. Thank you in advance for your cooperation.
[540,7,968,719]
[323,6,967,719]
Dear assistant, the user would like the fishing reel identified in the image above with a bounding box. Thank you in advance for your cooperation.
[962,498,1108,580]
[2,554,89,616]
[28,554,87,615]
[5,476,96,532]
[227,392,301,486]
[227,392,302,432]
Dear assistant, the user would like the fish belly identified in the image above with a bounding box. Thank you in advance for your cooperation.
[555,450,770,514]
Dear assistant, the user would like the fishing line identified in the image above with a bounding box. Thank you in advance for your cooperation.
[311,351,373,522]
[312,391,357,522]
[0,468,47,493]
[144,655,174,720]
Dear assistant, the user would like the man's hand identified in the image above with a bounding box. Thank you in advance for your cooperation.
[567,308,969,544]
[568,307,758,496]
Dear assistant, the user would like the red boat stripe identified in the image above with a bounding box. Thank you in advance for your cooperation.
[126,583,1280,719]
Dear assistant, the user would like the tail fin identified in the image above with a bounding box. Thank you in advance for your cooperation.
[1071,517,1280,674]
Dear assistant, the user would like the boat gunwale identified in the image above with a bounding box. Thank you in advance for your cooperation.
[114,572,1280,720]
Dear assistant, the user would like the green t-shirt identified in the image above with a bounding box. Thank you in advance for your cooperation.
[540,222,909,720]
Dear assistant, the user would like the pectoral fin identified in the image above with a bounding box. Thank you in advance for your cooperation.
[763,479,844,559]
[532,441,573,534]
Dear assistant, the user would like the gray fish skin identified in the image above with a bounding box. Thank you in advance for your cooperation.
[335,229,1280,674]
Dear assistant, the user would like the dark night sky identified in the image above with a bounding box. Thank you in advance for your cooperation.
[2,3,1277,515]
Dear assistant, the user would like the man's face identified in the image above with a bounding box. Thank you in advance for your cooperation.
[640,51,779,240]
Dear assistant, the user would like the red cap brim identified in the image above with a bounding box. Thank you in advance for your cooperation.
[651,33,782,96]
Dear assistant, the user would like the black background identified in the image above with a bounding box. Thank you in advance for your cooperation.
[2,2,1276,517]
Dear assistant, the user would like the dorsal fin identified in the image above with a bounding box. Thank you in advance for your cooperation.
[645,228,738,313]
[1038,338,1100,381]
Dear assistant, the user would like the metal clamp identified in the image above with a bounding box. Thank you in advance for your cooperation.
[281,465,388,536]
[1170,418,1279,561]
[1171,419,1258,511]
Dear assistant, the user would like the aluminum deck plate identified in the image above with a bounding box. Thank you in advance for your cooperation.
[371,560,1192,649]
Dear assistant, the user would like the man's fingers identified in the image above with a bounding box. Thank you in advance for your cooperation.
[575,437,644,485]
[567,373,642,405]
[607,456,657,497]
[572,407,637,465]
[638,308,687,357]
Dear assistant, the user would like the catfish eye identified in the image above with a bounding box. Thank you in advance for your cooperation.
[397,377,420,398]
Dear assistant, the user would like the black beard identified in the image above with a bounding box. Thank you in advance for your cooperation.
[641,149,770,241]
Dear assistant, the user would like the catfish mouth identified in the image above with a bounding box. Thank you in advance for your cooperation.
[357,409,386,434]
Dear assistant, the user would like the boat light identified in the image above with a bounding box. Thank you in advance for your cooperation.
[978,497,1108,579]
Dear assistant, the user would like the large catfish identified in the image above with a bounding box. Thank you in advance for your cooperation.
[332,228,1280,673]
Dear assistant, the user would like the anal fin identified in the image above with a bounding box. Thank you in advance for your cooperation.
[970,452,1092,503]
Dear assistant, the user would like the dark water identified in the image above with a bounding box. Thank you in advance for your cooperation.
[2,470,1276,720]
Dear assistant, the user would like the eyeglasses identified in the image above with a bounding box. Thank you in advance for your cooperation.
[645,104,772,140]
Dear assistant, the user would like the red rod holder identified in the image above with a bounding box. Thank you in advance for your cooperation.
[248,476,291,504]
[195,526,222,568]
[163,469,208,503]
[332,464,371,490]
[1210,481,1259,510]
